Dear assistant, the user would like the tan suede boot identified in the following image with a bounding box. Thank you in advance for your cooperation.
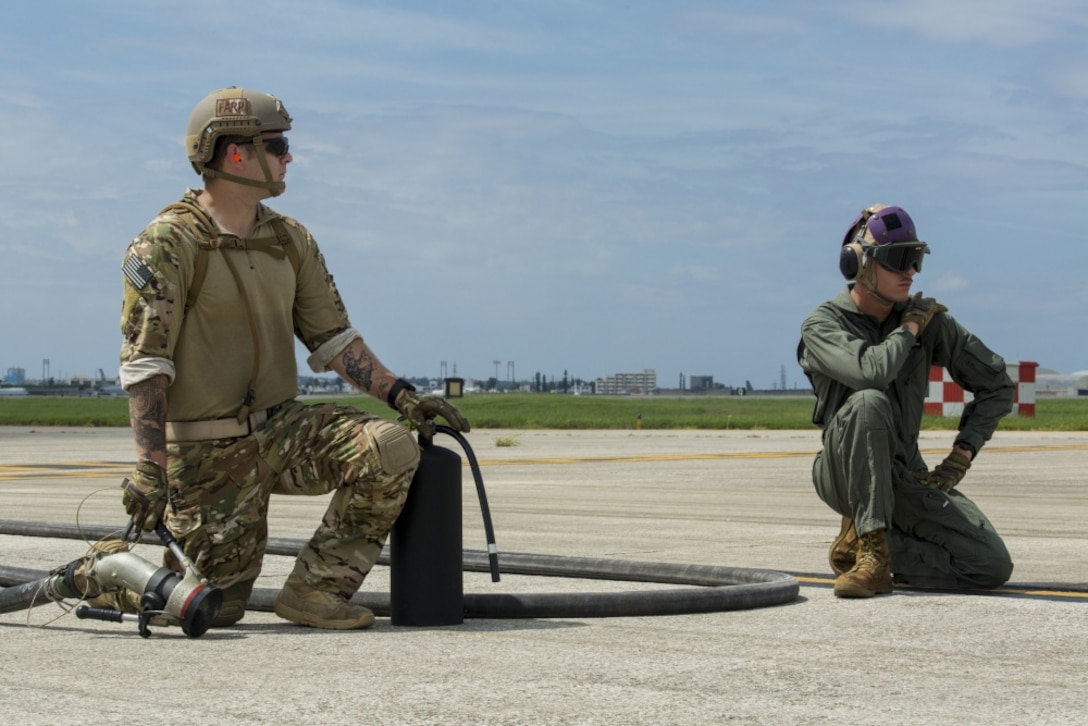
[208,581,250,627]
[833,528,893,598]
[828,516,859,575]
[273,574,375,630]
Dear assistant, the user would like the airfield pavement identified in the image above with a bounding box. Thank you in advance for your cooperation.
[0,424,1085,725]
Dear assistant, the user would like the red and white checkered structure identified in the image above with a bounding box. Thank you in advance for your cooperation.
[924,361,1037,418]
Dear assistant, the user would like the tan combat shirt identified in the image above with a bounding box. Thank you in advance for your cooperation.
[120,190,352,422]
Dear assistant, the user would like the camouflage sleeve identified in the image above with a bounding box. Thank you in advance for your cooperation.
[119,218,192,368]
[279,217,353,352]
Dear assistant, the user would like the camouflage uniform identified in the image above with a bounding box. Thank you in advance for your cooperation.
[119,190,420,619]
[165,400,417,608]
[799,286,1015,589]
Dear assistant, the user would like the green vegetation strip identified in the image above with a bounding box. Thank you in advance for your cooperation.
[2,394,1087,431]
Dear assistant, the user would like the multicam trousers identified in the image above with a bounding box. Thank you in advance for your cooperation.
[163,400,420,610]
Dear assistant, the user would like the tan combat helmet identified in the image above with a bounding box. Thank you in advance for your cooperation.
[185,86,292,195]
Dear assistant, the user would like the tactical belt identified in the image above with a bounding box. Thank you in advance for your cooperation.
[165,405,282,443]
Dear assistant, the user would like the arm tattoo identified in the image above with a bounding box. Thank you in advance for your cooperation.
[128,376,168,459]
[342,347,375,394]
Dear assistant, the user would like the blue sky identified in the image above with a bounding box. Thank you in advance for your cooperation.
[2,0,1087,391]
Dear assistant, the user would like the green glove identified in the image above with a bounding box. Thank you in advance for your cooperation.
[910,470,934,488]
[900,292,948,338]
[925,450,972,492]
[121,460,168,531]
[395,389,471,439]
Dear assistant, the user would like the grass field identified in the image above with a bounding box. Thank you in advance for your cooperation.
[2,393,1087,431]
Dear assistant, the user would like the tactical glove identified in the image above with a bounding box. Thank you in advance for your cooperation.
[900,292,948,338]
[924,450,972,492]
[394,389,471,439]
[910,470,934,488]
[121,460,168,531]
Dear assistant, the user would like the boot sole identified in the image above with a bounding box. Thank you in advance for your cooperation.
[833,578,894,599]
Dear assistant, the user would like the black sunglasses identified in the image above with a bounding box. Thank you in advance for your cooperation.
[239,136,290,158]
[868,242,929,274]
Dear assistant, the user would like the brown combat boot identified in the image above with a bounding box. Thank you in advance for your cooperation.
[833,528,893,598]
[273,574,375,630]
[828,516,859,575]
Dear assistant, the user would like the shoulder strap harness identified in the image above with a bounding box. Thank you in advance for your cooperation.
[157,200,302,423]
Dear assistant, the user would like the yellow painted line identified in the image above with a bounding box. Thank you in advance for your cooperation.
[999,588,1088,599]
[982,444,1088,453]
[795,575,1088,601]
[796,575,834,585]
[475,450,816,467]
[472,443,1088,468]
[0,461,128,469]
[0,462,127,482]
[1,443,1085,477]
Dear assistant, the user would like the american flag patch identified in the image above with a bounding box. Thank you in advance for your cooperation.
[122,255,154,290]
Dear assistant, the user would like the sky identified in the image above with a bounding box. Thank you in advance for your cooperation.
[2,0,1087,392]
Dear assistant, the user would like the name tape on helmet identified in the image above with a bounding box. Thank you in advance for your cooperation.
[215,98,250,118]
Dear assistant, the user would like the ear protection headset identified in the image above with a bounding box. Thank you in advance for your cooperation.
[838,207,879,280]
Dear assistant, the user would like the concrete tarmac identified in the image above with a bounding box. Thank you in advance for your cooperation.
[0,425,1085,725]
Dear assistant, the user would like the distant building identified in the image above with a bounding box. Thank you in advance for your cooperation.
[4,368,26,385]
[689,375,714,391]
[595,369,657,395]
[1035,368,1088,397]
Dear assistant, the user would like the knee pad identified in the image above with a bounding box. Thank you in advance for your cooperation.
[366,420,420,477]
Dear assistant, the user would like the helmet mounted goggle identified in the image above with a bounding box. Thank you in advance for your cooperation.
[865,240,929,274]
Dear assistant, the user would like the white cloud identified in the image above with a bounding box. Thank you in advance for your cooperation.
[675,9,809,37]
[842,0,1088,48]
[928,273,971,295]
[1043,58,1088,100]
[2,0,1086,381]
[670,265,721,283]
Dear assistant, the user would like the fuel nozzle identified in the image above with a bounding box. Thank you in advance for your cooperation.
[74,561,221,638]
[56,523,222,638]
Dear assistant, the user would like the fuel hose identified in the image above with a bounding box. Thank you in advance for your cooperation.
[0,519,798,618]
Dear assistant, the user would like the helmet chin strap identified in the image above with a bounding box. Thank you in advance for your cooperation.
[856,256,896,307]
[204,138,285,196]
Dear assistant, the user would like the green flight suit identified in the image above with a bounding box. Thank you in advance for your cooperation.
[799,285,1015,589]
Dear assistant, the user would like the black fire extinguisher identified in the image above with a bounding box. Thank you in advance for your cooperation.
[390,435,465,626]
